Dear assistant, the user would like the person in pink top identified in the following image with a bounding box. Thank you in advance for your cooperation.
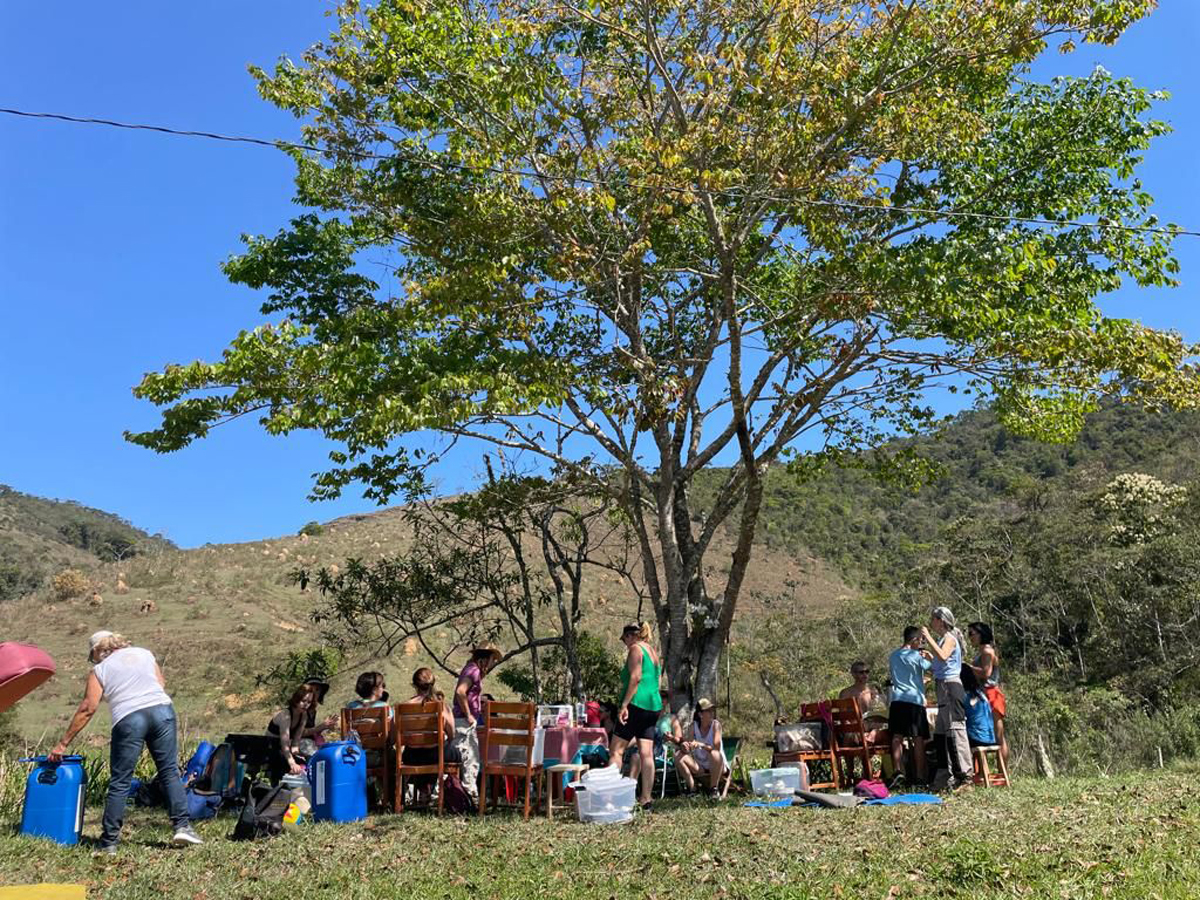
[49,631,202,853]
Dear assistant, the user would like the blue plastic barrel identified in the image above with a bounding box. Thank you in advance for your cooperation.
[308,741,366,823]
[20,756,87,845]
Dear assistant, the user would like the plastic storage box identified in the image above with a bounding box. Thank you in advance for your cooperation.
[537,705,574,728]
[308,741,367,823]
[750,766,804,798]
[569,767,636,823]
[20,756,86,845]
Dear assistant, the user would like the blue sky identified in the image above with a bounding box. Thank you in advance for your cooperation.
[2,2,1198,548]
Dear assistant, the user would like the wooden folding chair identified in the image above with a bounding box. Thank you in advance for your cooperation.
[394,700,458,814]
[829,697,892,785]
[774,701,838,789]
[341,705,395,811]
[478,700,541,820]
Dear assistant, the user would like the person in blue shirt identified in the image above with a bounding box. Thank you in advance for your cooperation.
[887,626,932,786]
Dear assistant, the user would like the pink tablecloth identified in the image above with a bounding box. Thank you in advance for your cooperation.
[544,726,608,763]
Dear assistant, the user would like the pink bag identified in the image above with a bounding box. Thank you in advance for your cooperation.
[853,778,889,800]
[0,642,56,713]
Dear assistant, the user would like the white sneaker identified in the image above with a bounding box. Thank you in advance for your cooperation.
[172,826,203,846]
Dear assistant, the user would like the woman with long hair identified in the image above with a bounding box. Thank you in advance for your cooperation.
[967,622,1008,766]
[921,607,973,791]
[269,684,319,776]
[609,622,663,811]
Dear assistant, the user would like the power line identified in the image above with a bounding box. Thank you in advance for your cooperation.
[4,106,1199,239]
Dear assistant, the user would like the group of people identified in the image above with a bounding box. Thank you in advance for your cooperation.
[267,644,505,802]
[879,608,1007,791]
[44,611,1005,851]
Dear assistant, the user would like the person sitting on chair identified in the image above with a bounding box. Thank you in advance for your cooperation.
[346,671,389,709]
[675,698,725,798]
[838,661,885,741]
[401,667,462,803]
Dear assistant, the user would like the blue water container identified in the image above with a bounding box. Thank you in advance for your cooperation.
[308,741,366,823]
[20,756,87,845]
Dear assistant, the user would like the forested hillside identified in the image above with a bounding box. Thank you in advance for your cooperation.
[0,486,173,603]
[6,400,1200,777]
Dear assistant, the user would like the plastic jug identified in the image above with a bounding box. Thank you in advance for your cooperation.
[308,741,367,823]
[20,756,86,845]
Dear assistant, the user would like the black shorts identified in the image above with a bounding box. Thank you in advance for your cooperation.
[614,704,659,742]
[888,701,931,740]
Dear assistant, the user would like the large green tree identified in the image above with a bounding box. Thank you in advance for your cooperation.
[130,0,1199,711]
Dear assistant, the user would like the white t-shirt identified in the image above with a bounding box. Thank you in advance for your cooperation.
[93,646,172,725]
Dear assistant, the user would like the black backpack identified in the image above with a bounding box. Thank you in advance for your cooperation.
[231,782,291,841]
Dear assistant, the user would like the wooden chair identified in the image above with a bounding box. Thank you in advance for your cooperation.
[394,700,458,814]
[829,697,892,785]
[478,700,542,820]
[971,745,1010,788]
[340,705,395,812]
[774,702,838,790]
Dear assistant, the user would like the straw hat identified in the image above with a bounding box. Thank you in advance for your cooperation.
[472,644,503,666]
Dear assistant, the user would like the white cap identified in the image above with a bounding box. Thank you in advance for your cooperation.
[88,630,114,659]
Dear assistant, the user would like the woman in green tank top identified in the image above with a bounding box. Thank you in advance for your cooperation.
[611,622,663,809]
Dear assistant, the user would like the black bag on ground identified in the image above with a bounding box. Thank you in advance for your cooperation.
[441,773,476,815]
[231,782,291,841]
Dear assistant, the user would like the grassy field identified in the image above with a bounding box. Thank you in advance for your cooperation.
[3,769,1199,899]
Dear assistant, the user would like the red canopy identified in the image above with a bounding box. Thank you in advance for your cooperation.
[0,642,56,713]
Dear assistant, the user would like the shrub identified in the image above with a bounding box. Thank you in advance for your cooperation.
[258,646,342,705]
[299,521,325,537]
[50,568,90,601]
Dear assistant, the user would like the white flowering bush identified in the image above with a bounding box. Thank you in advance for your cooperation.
[1097,472,1187,546]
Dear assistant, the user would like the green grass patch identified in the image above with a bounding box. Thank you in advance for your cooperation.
[3,771,1199,899]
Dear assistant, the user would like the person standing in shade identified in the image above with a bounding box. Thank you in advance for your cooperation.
[887,626,932,787]
[452,644,502,801]
[48,631,202,853]
[608,622,663,811]
[921,607,973,791]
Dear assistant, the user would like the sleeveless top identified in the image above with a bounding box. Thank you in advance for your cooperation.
[692,718,717,768]
[974,649,1001,687]
[620,645,663,712]
[93,646,172,725]
[932,633,962,682]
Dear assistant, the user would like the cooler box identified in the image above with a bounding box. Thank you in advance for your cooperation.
[20,756,86,845]
[0,643,56,714]
[308,741,366,823]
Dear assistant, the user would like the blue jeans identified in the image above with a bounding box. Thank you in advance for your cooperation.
[100,703,189,847]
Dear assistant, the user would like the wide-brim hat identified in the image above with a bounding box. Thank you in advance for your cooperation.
[472,644,503,666]
[303,677,331,703]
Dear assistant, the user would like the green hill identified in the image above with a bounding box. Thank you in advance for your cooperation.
[6,399,1200,773]
[0,485,174,604]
